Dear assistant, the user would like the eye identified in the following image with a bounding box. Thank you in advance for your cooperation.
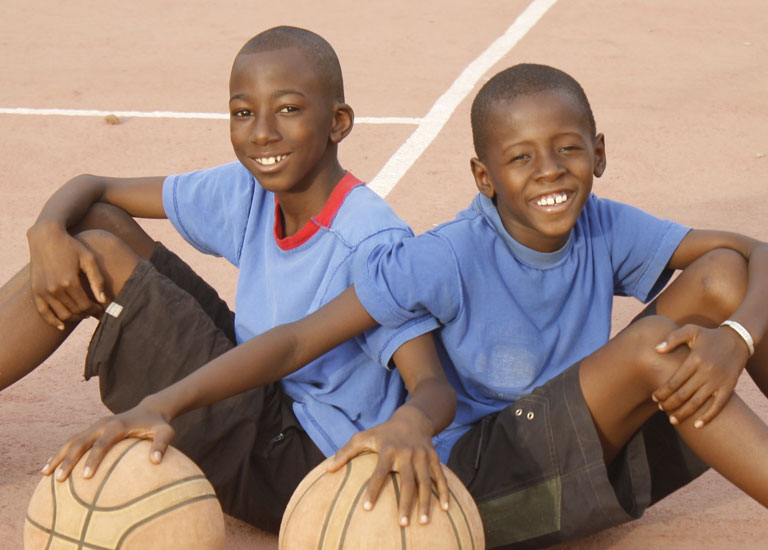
[278,105,300,114]
[510,153,530,163]
[559,145,582,154]
[231,109,252,118]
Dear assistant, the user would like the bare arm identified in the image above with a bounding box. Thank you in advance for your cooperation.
[26,175,165,328]
[42,286,378,479]
[327,332,456,526]
[655,229,768,424]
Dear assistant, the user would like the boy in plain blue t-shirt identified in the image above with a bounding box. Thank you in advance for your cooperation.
[45,63,768,545]
[3,26,455,530]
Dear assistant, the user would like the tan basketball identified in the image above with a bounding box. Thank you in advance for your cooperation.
[25,438,225,550]
[279,452,485,549]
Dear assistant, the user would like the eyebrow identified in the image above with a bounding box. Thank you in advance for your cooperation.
[229,89,308,103]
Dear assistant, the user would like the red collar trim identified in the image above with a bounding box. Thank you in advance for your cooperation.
[273,172,363,250]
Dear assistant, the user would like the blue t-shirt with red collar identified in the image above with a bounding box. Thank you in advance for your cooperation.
[354,193,690,461]
[162,161,432,457]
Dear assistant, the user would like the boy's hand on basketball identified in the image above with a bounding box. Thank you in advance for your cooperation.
[41,398,175,482]
[653,324,749,427]
[27,222,107,330]
[328,405,449,527]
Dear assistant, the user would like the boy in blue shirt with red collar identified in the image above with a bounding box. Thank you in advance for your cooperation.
[44,63,768,546]
[3,27,455,531]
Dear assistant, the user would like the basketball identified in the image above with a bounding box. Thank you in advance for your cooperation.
[279,452,485,549]
[24,438,226,550]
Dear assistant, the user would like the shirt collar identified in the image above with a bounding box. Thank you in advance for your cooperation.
[472,193,573,269]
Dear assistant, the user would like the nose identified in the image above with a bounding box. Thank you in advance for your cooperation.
[535,151,564,181]
[250,111,279,145]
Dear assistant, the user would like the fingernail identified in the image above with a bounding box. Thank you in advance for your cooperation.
[669,416,678,426]
[655,341,667,350]
[152,451,162,462]
[400,516,409,527]
[420,514,429,524]
[694,420,704,429]
[55,468,64,481]
[83,466,92,478]
[99,292,107,303]
[58,324,65,331]
[651,394,658,403]
[363,501,372,511]
[442,501,449,511]
[658,402,664,411]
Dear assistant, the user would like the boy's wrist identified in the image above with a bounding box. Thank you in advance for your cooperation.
[720,320,756,357]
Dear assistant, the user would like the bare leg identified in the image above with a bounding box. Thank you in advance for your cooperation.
[579,249,768,506]
[0,205,155,390]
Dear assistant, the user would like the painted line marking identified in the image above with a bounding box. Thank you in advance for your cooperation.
[368,0,559,197]
[0,107,421,125]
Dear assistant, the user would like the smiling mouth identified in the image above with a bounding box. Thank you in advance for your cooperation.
[534,192,569,207]
[252,154,289,166]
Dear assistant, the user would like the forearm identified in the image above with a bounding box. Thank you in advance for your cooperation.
[30,174,166,236]
[395,376,456,437]
[142,286,378,421]
[729,242,768,347]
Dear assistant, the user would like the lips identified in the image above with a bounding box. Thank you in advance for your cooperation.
[531,190,572,210]
[248,153,290,172]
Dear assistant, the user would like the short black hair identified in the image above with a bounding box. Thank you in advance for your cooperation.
[471,63,596,158]
[237,26,344,102]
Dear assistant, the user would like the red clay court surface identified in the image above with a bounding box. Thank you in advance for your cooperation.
[1,1,766,548]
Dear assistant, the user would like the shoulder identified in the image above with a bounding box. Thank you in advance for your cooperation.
[331,180,413,247]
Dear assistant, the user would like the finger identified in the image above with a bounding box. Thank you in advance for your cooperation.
[414,451,433,524]
[45,293,77,325]
[150,425,176,464]
[429,454,450,512]
[33,294,66,330]
[694,392,729,429]
[81,432,123,479]
[397,467,416,527]
[655,325,694,354]
[329,437,370,472]
[80,254,107,304]
[660,374,701,420]
[50,430,103,481]
[667,383,711,426]
[362,458,392,512]
[652,358,697,405]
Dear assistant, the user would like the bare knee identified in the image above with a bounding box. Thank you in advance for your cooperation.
[683,248,747,319]
[621,315,688,390]
[74,203,156,259]
[74,230,140,297]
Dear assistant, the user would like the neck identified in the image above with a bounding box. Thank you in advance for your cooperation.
[277,160,346,237]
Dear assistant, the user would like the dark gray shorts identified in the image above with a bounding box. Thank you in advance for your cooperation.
[84,243,325,532]
[447,362,709,549]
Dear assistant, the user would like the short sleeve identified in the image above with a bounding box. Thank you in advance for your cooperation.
[162,162,257,265]
[353,232,464,328]
[593,198,690,302]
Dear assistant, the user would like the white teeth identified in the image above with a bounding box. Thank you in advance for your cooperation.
[255,154,286,166]
[536,193,568,207]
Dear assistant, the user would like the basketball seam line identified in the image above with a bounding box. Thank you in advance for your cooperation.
[114,493,219,548]
[67,474,211,511]
[338,478,369,550]
[25,515,115,550]
[318,461,352,550]
[389,472,406,550]
[77,439,144,548]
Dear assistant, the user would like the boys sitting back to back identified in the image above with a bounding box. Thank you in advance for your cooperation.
[3,26,454,531]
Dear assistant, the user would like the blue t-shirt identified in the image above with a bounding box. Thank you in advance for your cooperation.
[163,161,432,456]
[354,193,690,460]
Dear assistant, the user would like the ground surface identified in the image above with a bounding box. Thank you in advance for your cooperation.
[1,1,766,548]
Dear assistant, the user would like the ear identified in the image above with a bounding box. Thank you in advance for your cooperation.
[330,103,354,144]
[470,157,495,199]
[593,133,606,178]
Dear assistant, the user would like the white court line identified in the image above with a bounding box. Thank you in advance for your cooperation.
[368,0,558,197]
[0,107,421,125]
